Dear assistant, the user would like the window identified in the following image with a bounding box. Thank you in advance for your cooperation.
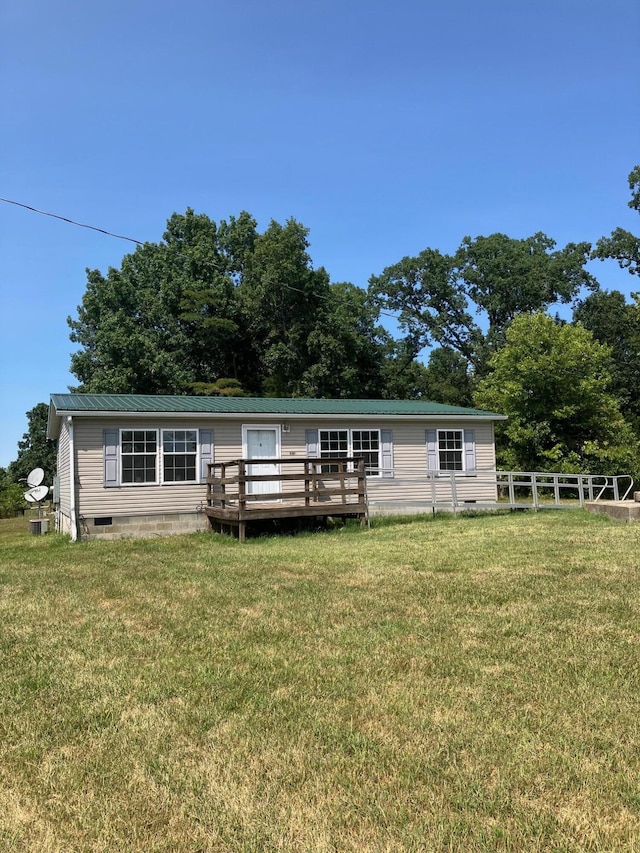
[104,428,214,488]
[352,430,380,475]
[121,430,157,483]
[162,430,197,482]
[438,429,464,471]
[319,429,381,476]
[319,429,349,473]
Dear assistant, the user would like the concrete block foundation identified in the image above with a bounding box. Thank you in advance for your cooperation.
[79,512,210,540]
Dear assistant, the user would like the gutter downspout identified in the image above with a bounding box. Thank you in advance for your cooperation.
[67,416,78,542]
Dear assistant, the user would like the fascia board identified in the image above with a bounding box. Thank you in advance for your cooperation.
[51,408,507,422]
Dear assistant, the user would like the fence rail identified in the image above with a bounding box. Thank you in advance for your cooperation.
[364,468,634,513]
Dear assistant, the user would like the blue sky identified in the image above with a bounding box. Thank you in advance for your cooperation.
[1,0,638,467]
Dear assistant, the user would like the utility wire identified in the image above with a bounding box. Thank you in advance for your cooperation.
[0,195,404,322]
[0,196,144,245]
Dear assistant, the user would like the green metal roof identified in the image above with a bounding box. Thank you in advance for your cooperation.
[49,393,504,419]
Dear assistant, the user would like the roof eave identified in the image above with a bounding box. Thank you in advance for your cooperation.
[50,407,507,422]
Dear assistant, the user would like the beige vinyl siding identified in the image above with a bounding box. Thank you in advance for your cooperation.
[73,416,498,519]
[363,420,497,504]
[57,417,71,516]
[75,419,237,518]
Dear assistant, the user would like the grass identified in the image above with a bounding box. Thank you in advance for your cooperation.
[1,510,639,852]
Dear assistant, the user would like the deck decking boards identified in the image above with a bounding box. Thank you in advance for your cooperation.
[205,457,367,541]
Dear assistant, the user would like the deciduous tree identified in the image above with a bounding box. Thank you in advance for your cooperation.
[370,233,596,374]
[592,165,640,276]
[474,313,639,476]
[574,290,640,427]
[9,403,57,485]
[68,210,390,399]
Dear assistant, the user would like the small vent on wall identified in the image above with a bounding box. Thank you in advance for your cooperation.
[94,517,113,527]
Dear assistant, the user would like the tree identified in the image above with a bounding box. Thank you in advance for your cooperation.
[9,403,57,485]
[592,165,640,276]
[474,313,639,476]
[573,290,640,427]
[68,210,387,397]
[0,483,26,518]
[238,218,334,396]
[68,210,257,394]
[301,282,390,398]
[370,233,596,375]
[68,209,391,400]
[421,347,475,407]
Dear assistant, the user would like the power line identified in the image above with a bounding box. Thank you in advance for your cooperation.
[0,196,145,245]
[0,195,404,322]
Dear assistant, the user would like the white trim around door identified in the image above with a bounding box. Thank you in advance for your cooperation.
[241,424,282,497]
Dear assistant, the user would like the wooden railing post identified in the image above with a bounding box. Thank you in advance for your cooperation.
[304,461,311,507]
[238,461,246,512]
[220,462,226,510]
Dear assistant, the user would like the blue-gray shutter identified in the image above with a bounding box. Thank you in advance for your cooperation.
[200,429,214,482]
[464,429,476,472]
[380,429,393,478]
[104,429,119,487]
[306,429,319,458]
[426,429,438,471]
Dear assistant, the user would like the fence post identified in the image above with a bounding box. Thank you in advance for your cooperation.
[578,474,585,508]
[450,471,457,515]
[532,473,539,510]
[357,458,367,527]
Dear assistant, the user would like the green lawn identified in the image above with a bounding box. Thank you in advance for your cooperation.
[1,511,639,852]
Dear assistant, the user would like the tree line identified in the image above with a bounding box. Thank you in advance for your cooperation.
[3,165,639,509]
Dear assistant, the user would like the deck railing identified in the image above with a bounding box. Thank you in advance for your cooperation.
[207,456,366,509]
[206,458,368,539]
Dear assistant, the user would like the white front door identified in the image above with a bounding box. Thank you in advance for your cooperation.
[243,426,281,496]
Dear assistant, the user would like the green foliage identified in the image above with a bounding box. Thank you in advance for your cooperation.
[0,483,27,518]
[370,232,596,374]
[474,313,639,476]
[421,347,475,407]
[189,378,246,396]
[574,290,640,427]
[8,403,57,485]
[592,165,640,275]
[68,210,390,398]
[301,282,390,398]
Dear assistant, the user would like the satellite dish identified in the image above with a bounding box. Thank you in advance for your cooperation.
[25,485,49,503]
[27,468,45,487]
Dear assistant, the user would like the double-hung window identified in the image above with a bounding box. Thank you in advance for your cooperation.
[438,429,464,471]
[318,429,349,473]
[105,428,213,487]
[121,430,158,484]
[352,430,380,475]
[162,430,197,482]
[318,429,381,476]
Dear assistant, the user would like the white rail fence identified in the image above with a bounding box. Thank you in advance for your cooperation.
[363,468,634,514]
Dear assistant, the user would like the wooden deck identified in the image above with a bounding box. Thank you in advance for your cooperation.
[205,457,367,541]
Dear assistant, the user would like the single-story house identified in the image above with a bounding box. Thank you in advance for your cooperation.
[47,393,506,540]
